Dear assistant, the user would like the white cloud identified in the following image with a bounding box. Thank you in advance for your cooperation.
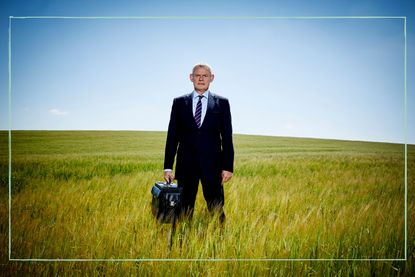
[49,108,69,116]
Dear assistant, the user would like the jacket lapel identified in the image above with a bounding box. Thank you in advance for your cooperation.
[185,93,198,129]
[200,93,216,129]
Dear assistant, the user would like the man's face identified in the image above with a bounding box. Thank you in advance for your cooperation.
[190,67,214,93]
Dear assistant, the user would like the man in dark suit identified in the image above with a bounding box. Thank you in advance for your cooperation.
[163,63,234,223]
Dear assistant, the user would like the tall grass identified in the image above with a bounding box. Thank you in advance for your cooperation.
[0,131,413,275]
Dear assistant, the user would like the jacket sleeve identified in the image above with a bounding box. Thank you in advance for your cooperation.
[164,98,179,170]
[221,99,234,172]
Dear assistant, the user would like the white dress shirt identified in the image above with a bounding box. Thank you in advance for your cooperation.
[192,90,209,126]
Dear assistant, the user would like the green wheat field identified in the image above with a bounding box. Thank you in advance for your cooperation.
[0,131,414,276]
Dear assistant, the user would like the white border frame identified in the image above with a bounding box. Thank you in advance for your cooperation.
[8,15,408,262]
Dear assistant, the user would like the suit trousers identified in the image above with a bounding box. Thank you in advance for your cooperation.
[178,176,225,223]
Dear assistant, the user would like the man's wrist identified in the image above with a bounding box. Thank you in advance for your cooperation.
[164,169,172,172]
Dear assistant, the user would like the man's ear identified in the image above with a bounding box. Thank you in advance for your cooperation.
[210,74,215,82]
[189,74,194,81]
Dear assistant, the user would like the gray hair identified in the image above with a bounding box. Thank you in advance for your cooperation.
[191,63,213,75]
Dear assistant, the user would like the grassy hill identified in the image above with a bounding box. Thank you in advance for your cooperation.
[0,131,413,275]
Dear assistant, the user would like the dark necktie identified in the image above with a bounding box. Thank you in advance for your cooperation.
[194,95,203,128]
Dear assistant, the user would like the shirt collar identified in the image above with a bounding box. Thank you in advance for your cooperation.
[192,90,209,100]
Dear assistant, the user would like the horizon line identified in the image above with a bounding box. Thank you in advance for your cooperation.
[1,129,410,145]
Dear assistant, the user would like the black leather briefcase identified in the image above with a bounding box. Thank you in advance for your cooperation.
[151,182,182,223]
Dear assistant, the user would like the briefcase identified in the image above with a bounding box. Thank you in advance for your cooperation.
[151,181,182,223]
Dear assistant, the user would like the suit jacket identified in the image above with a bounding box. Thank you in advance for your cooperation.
[164,92,234,182]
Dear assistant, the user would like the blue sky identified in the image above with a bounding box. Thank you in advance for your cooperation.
[1,0,414,144]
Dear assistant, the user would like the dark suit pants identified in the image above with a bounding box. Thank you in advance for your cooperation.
[178,177,225,223]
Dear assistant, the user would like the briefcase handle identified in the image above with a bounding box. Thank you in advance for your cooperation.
[165,179,178,188]
[166,176,174,185]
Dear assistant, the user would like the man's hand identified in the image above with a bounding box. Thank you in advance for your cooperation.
[164,170,174,183]
[221,170,233,185]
